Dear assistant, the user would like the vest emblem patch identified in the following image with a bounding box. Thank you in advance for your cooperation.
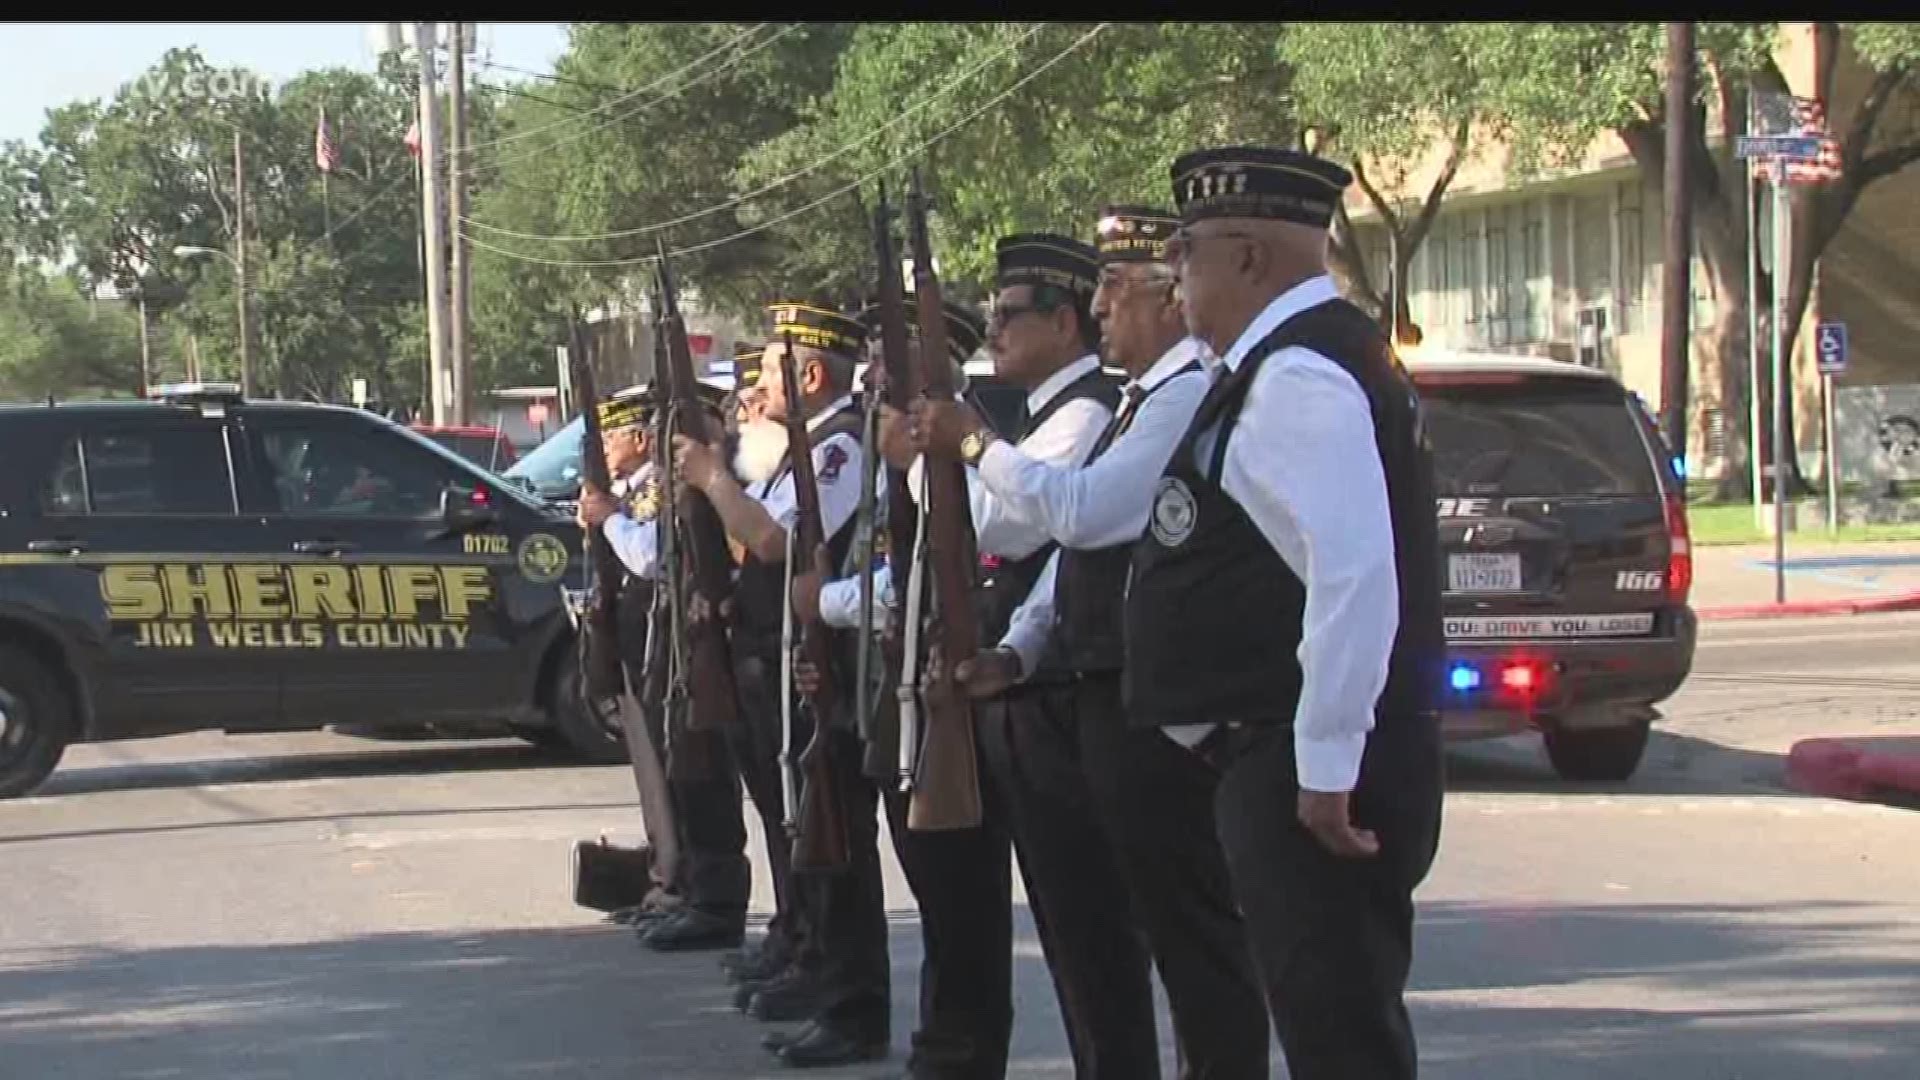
[819,443,848,482]
[1150,477,1198,547]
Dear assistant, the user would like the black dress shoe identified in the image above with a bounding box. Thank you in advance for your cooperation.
[733,965,790,1013]
[762,1024,806,1052]
[775,1022,887,1068]
[642,909,744,952]
[747,968,828,1022]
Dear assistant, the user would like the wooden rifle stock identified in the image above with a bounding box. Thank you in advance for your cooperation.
[778,335,852,873]
[903,170,984,832]
[653,243,741,735]
[567,312,627,703]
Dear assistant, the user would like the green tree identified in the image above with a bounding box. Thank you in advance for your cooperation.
[458,22,856,322]
[1282,23,1500,340]
[740,22,1292,298]
[0,268,142,399]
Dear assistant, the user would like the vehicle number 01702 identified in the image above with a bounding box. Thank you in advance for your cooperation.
[463,534,511,556]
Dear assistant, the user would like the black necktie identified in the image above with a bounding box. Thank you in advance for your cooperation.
[1113,384,1148,439]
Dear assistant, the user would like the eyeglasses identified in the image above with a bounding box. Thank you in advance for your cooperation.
[1164,227,1254,268]
[987,302,1045,332]
[1097,267,1176,293]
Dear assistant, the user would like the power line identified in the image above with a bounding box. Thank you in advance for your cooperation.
[459,24,1110,269]
[470,56,628,95]
[457,23,771,156]
[470,23,804,173]
[461,23,1046,243]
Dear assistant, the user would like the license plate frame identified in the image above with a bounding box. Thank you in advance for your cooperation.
[1448,552,1523,593]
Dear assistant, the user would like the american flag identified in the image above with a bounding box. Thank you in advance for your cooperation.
[315,106,339,174]
[1751,91,1843,186]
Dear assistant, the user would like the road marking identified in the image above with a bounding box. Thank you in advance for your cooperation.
[1448,793,1908,818]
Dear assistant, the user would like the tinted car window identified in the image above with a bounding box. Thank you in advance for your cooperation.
[40,427,235,515]
[1419,379,1658,497]
[255,424,465,518]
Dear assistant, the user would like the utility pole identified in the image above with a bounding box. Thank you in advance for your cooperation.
[136,293,152,398]
[1659,22,1696,484]
[448,22,471,425]
[234,127,253,398]
[415,21,453,425]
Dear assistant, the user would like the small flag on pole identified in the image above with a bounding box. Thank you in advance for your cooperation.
[315,106,339,174]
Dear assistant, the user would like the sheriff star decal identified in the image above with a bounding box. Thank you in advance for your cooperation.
[820,443,848,483]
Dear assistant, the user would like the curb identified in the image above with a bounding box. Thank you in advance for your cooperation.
[1786,737,1920,806]
[1696,590,1920,621]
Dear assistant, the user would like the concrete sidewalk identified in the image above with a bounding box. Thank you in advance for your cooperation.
[1692,540,1920,619]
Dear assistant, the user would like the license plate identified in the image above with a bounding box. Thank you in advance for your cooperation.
[1448,552,1522,593]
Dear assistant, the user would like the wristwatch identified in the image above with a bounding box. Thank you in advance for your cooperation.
[959,428,996,466]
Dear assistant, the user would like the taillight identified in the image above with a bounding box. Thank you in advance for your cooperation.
[1664,494,1692,604]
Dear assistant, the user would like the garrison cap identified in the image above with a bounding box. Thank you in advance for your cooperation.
[1169,145,1352,229]
[858,297,987,367]
[734,341,763,387]
[768,302,867,362]
[994,233,1099,303]
[1095,205,1180,264]
[596,384,657,433]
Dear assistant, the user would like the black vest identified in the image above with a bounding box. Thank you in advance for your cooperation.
[1122,299,1444,730]
[1047,359,1206,676]
[973,364,1121,684]
[731,403,866,657]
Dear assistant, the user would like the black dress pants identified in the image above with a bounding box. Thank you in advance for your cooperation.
[794,723,892,1044]
[1075,675,1271,1080]
[976,682,1159,1080]
[1208,716,1444,1080]
[729,651,811,957]
[666,726,751,918]
[883,735,1015,1080]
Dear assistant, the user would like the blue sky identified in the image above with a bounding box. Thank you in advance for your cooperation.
[1,22,573,146]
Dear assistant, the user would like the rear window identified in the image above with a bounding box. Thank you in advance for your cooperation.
[1418,378,1659,497]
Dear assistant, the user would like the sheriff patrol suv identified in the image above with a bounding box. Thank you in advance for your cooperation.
[0,384,622,798]
[1410,353,1697,782]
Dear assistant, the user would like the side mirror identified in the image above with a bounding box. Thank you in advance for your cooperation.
[440,483,497,531]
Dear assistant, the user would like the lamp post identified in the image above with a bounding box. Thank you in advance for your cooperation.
[174,244,251,396]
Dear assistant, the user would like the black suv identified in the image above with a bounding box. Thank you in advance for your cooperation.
[0,384,623,798]
[1410,355,1696,782]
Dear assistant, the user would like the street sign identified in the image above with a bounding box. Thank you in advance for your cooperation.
[527,402,549,427]
[1816,322,1849,376]
[1737,135,1823,161]
[351,378,368,407]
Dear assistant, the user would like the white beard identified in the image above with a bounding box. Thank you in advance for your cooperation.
[732,419,789,486]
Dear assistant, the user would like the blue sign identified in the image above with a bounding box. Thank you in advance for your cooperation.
[1736,135,1823,161]
[1816,322,1848,376]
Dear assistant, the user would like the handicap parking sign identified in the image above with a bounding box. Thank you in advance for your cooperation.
[1816,322,1848,376]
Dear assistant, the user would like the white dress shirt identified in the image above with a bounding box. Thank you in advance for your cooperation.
[752,395,866,544]
[908,354,1112,561]
[977,337,1212,548]
[1189,273,1401,794]
[602,464,662,581]
[826,355,1113,678]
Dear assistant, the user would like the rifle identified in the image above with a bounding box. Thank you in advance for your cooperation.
[566,310,625,704]
[642,308,712,783]
[857,182,919,785]
[652,241,741,736]
[777,333,853,873]
[902,169,984,832]
[571,309,686,878]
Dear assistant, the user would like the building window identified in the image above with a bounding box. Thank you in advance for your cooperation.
[1523,199,1548,342]
[1486,207,1509,346]
[1617,177,1645,335]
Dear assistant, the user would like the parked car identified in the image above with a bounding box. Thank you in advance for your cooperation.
[0,383,625,799]
[1409,351,1696,782]
[411,423,519,472]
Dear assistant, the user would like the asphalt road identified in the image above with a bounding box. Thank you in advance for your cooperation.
[3,613,1919,1079]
